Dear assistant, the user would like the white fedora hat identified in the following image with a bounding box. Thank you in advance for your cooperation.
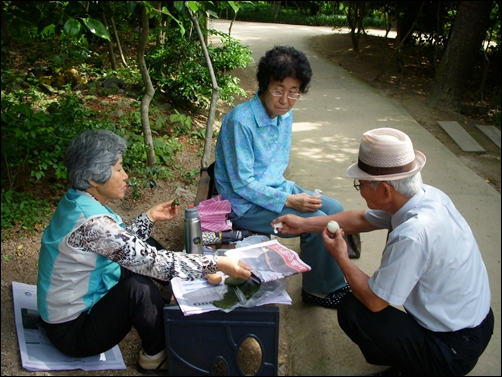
[346,128,426,181]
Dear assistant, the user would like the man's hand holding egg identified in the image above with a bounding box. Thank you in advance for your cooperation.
[327,220,340,233]
[327,220,340,238]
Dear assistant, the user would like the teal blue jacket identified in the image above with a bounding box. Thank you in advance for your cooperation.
[37,188,122,324]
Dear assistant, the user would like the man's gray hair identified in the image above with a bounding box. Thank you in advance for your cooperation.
[65,130,127,190]
[369,172,423,197]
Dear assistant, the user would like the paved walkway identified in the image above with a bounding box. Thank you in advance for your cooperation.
[211,20,501,376]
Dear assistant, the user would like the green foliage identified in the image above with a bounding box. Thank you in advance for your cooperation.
[188,126,207,144]
[105,66,142,87]
[118,121,184,200]
[3,1,111,54]
[169,109,193,136]
[1,37,11,71]
[236,2,336,26]
[0,79,188,229]
[50,33,93,68]
[236,2,278,23]
[1,86,104,189]
[1,190,53,233]
[146,31,205,107]
[22,30,97,88]
[146,30,251,110]
[168,108,217,146]
[80,18,111,41]
[182,167,202,186]
[363,17,387,30]
[1,1,246,232]
[208,32,252,103]
[153,136,183,165]
[127,165,174,200]
[236,2,389,29]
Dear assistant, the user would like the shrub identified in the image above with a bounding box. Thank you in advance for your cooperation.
[146,31,252,110]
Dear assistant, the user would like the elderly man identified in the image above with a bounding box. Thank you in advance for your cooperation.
[273,128,493,376]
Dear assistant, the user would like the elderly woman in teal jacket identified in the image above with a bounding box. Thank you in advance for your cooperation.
[37,129,251,374]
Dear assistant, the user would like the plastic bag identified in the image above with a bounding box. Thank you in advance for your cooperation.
[212,278,288,313]
[211,235,288,312]
[235,279,288,308]
[234,235,270,248]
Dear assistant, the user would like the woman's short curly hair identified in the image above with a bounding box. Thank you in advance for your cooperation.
[65,129,127,190]
[256,45,312,94]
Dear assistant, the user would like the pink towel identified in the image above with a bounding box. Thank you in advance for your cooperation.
[197,195,233,232]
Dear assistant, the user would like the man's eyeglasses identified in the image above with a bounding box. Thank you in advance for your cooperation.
[269,89,301,100]
[353,180,368,191]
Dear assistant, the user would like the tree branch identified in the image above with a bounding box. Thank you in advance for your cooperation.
[138,3,156,166]
[185,2,220,169]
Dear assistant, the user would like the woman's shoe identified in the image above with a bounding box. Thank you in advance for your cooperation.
[137,349,169,374]
[302,283,351,309]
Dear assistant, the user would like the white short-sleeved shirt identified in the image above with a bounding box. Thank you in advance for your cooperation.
[366,184,491,332]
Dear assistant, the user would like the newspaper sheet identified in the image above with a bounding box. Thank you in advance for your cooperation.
[225,239,311,284]
[12,281,126,372]
[171,274,292,316]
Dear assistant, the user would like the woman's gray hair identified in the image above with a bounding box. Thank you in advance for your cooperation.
[65,130,127,190]
[369,172,423,197]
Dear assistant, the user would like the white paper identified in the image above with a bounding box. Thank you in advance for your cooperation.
[12,282,126,372]
[171,275,226,316]
[171,275,291,317]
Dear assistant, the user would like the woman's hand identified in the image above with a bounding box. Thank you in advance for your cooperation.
[216,256,252,280]
[146,200,180,222]
[285,193,322,212]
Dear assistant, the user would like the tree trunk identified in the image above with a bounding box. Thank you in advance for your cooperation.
[204,11,209,46]
[427,1,493,111]
[154,2,166,46]
[138,4,156,166]
[347,1,366,53]
[186,2,220,169]
[100,3,117,71]
[271,1,281,21]
[1,18,12,46]
[434,1,441,67]
[384,8,395,38]
[228,8,238,37]
[479,48,490,101]
[110,16,128,68]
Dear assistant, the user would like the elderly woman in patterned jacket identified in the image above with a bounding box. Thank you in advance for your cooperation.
[37,129,251,374]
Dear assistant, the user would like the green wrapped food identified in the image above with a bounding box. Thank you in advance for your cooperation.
[239,280,260,299]
[212,278,261,308]
[212,286,239,309]
[224,277,247,286]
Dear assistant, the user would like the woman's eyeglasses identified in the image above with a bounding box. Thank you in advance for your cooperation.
[269,89,301,100]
